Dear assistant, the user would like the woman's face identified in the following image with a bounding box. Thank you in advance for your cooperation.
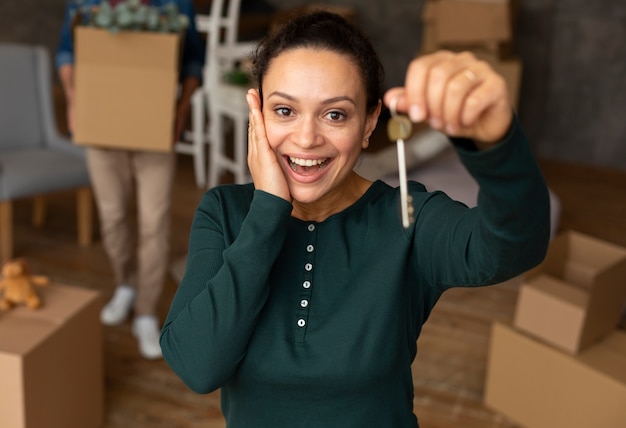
[261,47,379,205]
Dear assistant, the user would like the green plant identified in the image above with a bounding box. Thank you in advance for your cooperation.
[76,0,189,33]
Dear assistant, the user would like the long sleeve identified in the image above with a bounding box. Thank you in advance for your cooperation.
[411,117,551,292]
[55,0,82,69]
[160,188,293,393]
[175,0,205,82]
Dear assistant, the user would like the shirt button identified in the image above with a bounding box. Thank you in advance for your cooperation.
[308,224,316,232]
[306,244,314,253]
[300,299,309,308]
[297,319,306,328]
[303,281,311,289]
[305,263,313,271]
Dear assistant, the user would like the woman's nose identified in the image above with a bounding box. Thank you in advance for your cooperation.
[292,117,322,148]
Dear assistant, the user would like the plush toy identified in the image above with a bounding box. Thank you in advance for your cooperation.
[0,259,49,310]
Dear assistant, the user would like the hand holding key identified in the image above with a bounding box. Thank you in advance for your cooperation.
[384,50,513,147]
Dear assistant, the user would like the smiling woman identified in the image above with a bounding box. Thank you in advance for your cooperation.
[160,10,551,428]
[249,47,380,216]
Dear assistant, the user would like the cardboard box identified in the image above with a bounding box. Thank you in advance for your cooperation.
[73,27,181,152]
[514,231,626,354]
[421,0,512,53]
[271,3,357,29]
[485,322,626,428]
[0,284,103,428]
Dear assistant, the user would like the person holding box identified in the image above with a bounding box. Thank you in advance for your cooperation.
[56,0,205,360]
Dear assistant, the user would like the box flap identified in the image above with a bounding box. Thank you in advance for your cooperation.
[525,273,588,307]
[75,27,180,69]
[567,231,626,275]
[514,274,588,353]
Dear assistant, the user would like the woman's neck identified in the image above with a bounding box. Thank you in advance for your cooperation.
[290,173,372,223]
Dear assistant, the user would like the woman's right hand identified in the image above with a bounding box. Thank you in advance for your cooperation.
[246,89,291,202]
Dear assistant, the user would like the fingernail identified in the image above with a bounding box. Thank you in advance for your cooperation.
[429,117,442,130]
[409,105,423,122]
[445,124,457,135]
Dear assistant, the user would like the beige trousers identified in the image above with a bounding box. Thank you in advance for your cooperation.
[87,147,176,316]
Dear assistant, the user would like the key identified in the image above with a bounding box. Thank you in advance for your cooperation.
[387,114,412,141]
[387,98,414,229]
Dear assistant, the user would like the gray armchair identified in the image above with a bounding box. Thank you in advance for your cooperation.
[0,43,93,261]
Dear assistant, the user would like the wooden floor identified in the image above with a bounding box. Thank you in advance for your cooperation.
[8,143,626,427]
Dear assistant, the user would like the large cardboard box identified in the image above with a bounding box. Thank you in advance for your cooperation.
[485,322,626,428]
[0,284,103,428]
[435,0,511,44]
[421,0,512,53]
[73,26,181,152]
[514,231,626,354]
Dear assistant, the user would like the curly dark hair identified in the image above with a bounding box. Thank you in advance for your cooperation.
[252,10,385,114]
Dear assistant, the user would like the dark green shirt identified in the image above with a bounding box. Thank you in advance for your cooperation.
[161,119,550,427]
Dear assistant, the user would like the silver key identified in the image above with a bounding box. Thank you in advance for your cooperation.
[387,98,414,229]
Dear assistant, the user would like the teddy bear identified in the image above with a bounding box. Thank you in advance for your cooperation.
[0,258,49,310]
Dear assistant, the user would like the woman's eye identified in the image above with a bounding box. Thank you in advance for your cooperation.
[326,111,345,121]
[275,107,293,117]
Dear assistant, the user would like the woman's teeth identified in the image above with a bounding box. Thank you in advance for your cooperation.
[289,157,329,172]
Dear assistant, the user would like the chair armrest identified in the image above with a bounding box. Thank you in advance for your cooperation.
[48,136,87,159]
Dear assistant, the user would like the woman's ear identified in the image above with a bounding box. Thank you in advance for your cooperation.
[362,100,382,149]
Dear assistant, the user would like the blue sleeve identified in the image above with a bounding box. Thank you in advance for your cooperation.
[177,0,206,82]
[56,0,79,69]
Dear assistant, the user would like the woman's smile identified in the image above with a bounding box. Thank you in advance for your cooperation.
[287,156,331,175]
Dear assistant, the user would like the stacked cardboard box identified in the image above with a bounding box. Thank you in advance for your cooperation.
[0,284,103,428]
[484,231,626,427]
[421,0,522,108]
[73,27,182,152]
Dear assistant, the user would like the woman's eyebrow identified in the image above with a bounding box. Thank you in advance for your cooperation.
[321,96,356,107]
[266,91,296,101]
[266,91,356,107]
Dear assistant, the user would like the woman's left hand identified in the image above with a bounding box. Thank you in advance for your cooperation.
[384,50,513,147]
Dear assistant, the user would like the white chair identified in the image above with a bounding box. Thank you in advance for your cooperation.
[204,0,255,188]
[175,0,255,188]
[173,16,211,188]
